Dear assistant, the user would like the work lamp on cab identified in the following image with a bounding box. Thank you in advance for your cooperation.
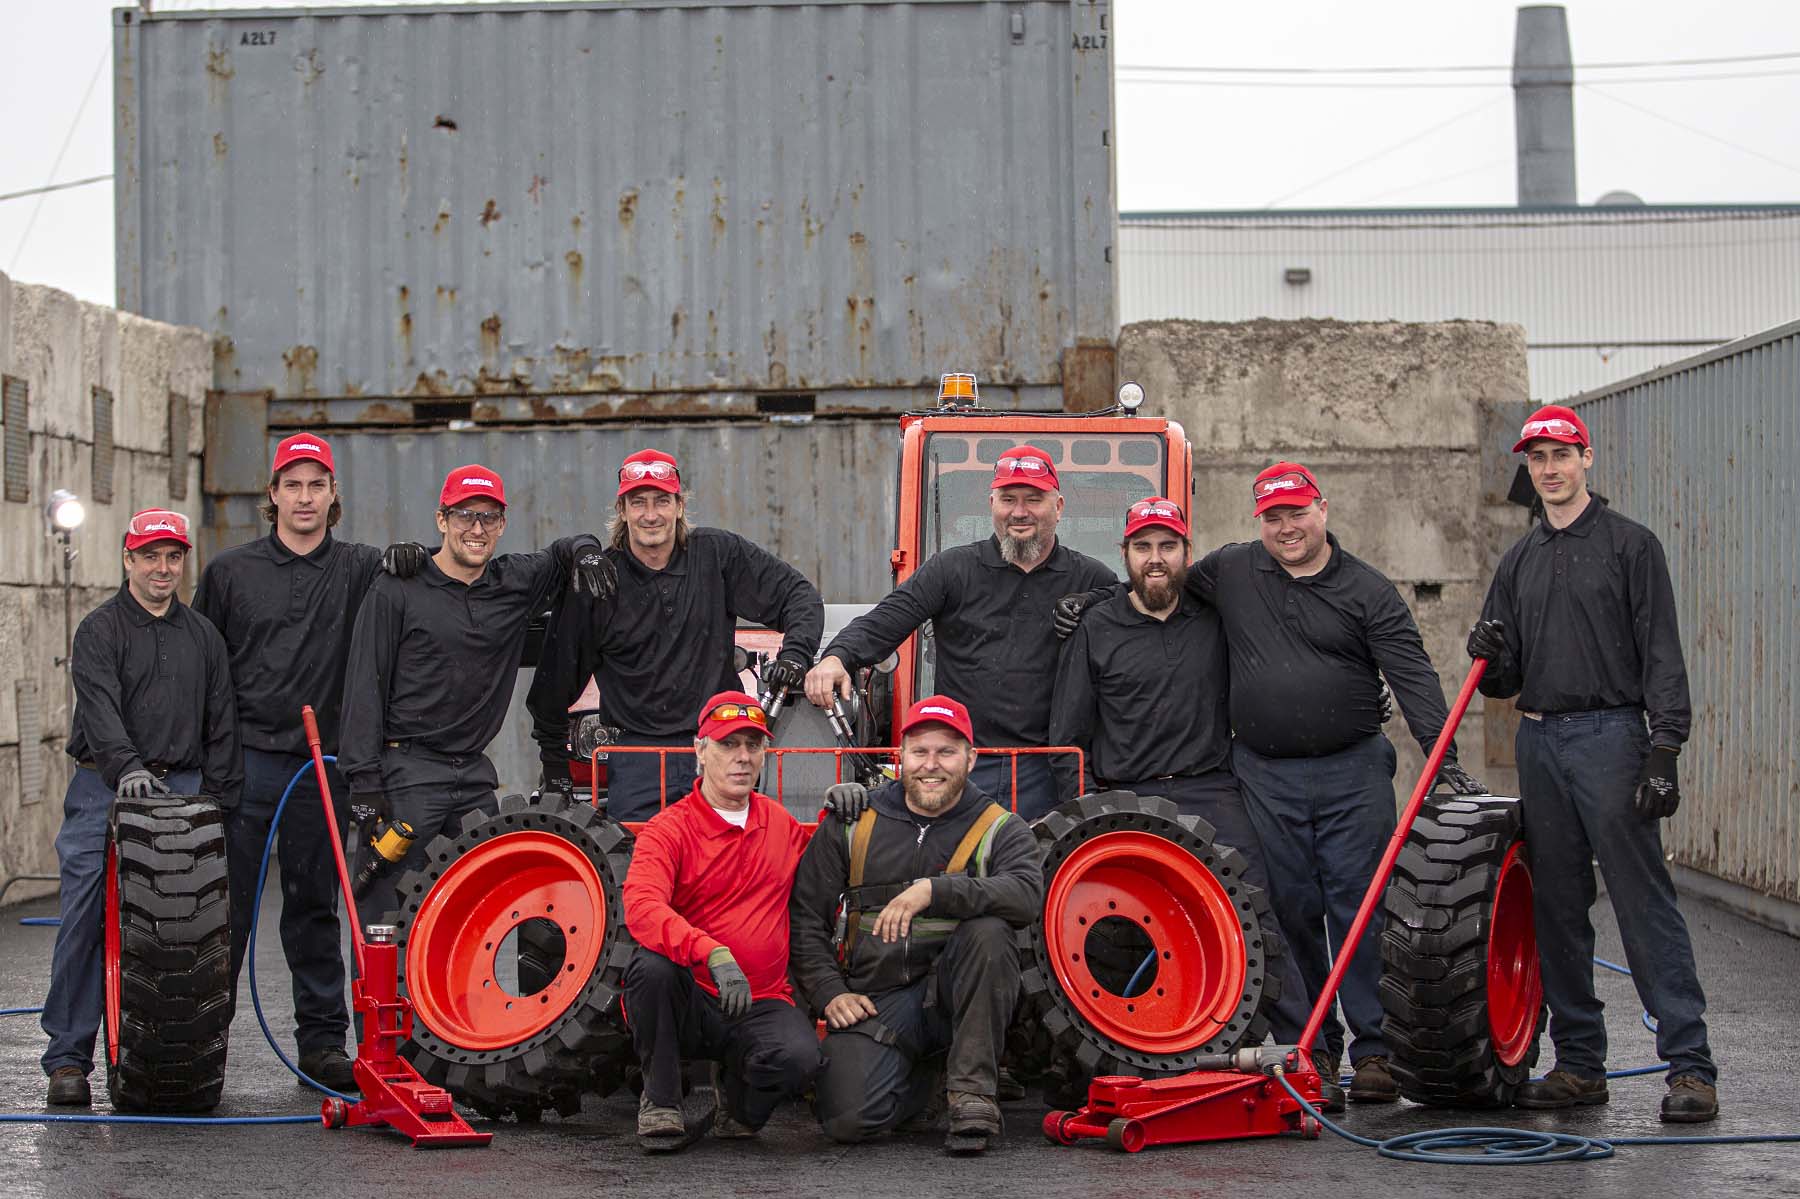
[1117,381,1145,414]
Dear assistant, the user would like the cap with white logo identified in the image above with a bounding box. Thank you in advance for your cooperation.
[1251,462,1323,516]
[272,432,336,475]
[899,695,975,744]
[439,464,509,509]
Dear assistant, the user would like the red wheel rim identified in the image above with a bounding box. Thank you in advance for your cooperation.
[1486,842,1543,1067]
[1043,831,1248,1055]
[104,842,121,1067]
[405,831,606,1051]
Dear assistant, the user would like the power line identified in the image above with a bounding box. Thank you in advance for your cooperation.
[1260,98,1504,208]
[9,48,108,274]
[1340,160,1507,207]
[1579,83,1800,177]
[1117,50,1800,75]
[1117,67,1800,90]
[0,175,113,205]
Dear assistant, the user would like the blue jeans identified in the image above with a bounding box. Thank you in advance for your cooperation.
[42,766,201,1076]
[605,735,697,823]
[225,748,350,1056]
[972,754,1058,821]
[1517,708,1715,1083]
[1232,734,1397,1066]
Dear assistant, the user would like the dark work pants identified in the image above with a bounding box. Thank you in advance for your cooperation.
[225,747,350,1056]
[1112,769,1313,1056]
[1517,708,1715,1084]
[622,949,821,1128]
[42,766,201,1075]
[605,735,697,823]
[1232,734,1397,1067]
[814,915,1019,1144]
[356,744,499,926]
[972,755,1058,822]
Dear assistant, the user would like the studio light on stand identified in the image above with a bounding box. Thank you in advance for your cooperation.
[44,489,85,714]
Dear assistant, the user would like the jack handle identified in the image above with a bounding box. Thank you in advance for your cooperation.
[1296,658,1488,1067]
[302,704,368,976]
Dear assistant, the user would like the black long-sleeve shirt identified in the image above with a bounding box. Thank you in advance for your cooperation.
[1050,589,1231,791]
[67,585,243,806]
[823,536,1117,747]
[339,537,592,790]
[527,528,823,748]
[1186,534,1457,761]
[193,529,384,756]
[1477,496,1691,747]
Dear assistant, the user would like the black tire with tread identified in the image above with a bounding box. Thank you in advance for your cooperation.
[106,794,232,1113]
[1010,791,1285,1088]
[388,792,637,1121]
[1379,794,1543,1108]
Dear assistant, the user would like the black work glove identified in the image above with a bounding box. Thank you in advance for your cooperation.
[1467,619,1508,662]
[1378,681,1395,724]
[350,789,390,825]
[1435,761,1488,795]
[1053,586,1115,640]
[707,947,752,1019]
[1635,746,1681,819]
[761,654,807,699]
[115,769,169,800]
[824,782,869,820]
[539,757,574,800]
[571,546,618,601]
[381,541,430,578]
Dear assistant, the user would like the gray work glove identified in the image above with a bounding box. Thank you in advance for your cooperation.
[707,947,752,1020]
[1467,619,1508,662]
[1435,761,1488,796]
[381,541,430,578]
[824,782,869,821]
[115,769,169,800]
[572,546,618,601]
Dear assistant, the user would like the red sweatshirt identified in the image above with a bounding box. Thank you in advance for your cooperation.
[622,783,810,1003]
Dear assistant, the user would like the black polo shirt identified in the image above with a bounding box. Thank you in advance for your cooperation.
[339,537,591,790]
[1050,588,1230,789]
[1477,495,1690,747]
[67,585,243,806]
[193,529,384,757]
[1187,533,1456,761]
[527,527,823,746]
[825,536,1118,747]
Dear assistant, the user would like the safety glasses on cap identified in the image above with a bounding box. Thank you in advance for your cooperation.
[1519,417,1582,441]
[994,455,1052,476]
[1128,499,1183,522]
[706,702,767,725]
[127,510,190,539]
[1255,471,1315,499]
[619,460,679,484]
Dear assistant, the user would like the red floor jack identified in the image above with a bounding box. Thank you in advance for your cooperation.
[1044,661,1488,1152]
[302,706,492,1148]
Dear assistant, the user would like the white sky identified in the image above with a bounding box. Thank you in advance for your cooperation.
[4,0,1798,306]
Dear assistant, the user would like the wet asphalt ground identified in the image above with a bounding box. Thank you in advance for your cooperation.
[3,878,1799,1199]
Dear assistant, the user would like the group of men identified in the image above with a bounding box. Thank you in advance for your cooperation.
[40,398,1717,1135]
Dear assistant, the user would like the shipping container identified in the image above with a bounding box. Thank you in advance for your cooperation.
[115,0,1119,414]
[1572,320,1800,902]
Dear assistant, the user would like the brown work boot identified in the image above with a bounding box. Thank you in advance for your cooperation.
[46,1067,90,1107]
[1660,1074,1719,1124]
[709,1063,757,1139]
[946,1091,1002,1144]
[1348,1055,1399,1103]
[637,1092,687,1144]
[1514,1069,1610,1109]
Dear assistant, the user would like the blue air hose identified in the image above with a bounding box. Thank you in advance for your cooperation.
[0,758,349,1126]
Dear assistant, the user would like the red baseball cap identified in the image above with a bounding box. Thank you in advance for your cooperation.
[124,508,192,552]
[1512,404,1590,453]
[271,433,335,475]
[991,445,1059,492]
[696,690,771,742]
[439,464,507,508]
[1124,496,1189,539]
[618,448,682,497]
[1251,462,1323,516]
[900,695,975,744]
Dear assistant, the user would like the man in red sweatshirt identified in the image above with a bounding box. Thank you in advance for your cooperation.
[621,690,820,1150]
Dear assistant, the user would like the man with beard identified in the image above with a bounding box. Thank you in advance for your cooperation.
[804,445,1114,819]
[527,447,823,820]
[340,464,613,921]
[789,696,1044,1151]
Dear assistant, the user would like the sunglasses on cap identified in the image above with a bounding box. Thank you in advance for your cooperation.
[619,460,679,483]
[1128,500,1183,522]
[442,506,508,530]
[1255,472,1314,498]
[707,703,768,724]
[995,455,1052,476]
[1519,418,1583,440]
[128,511,191,539]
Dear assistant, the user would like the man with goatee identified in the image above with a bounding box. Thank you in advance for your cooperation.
[805,445,1114,819]
[789,696,1044,1151]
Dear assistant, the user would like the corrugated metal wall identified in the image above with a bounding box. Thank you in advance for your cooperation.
[114,0,1117,409]
[1573,321,1800,900]
[250,417,898,790]
[1118,207,1800,403]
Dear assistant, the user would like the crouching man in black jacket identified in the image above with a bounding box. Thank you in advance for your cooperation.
[789,696,1045,1152]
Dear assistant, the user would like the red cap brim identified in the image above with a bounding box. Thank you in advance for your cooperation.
[617,475,682,498]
